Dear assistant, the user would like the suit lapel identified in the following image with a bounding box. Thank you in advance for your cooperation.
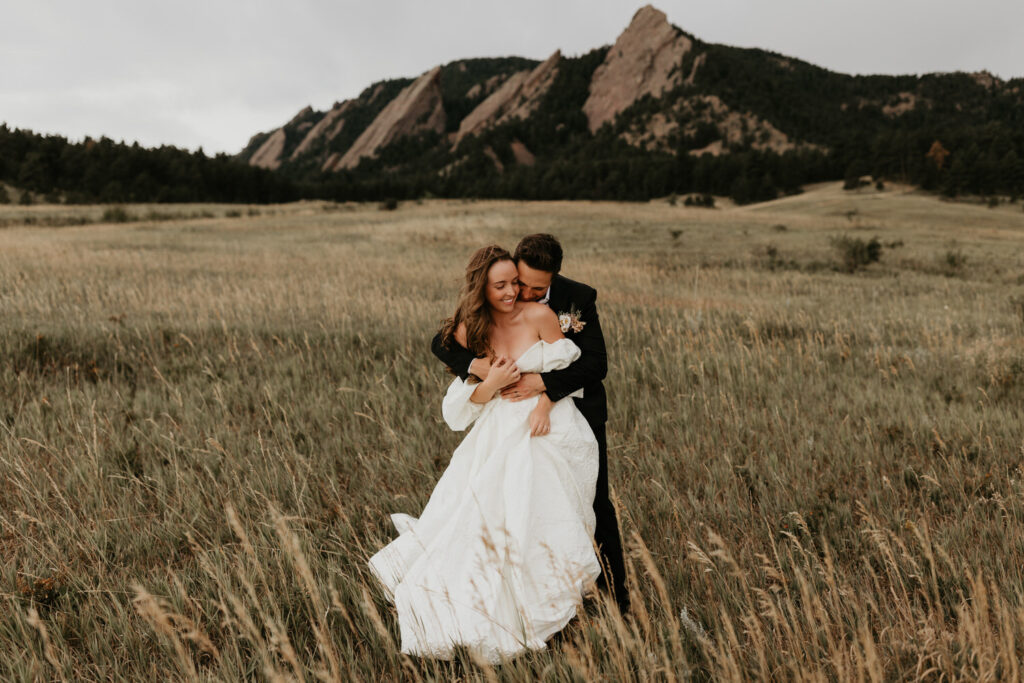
[546,275,571,312]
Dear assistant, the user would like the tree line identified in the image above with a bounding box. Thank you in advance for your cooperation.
[0,125,298,204]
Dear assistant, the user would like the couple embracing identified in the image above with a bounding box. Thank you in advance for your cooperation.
[369,234,628,662]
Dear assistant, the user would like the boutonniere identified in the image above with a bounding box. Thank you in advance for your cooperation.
[557,306,586,334]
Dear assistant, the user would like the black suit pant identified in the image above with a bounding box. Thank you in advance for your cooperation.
[588,421,628,610]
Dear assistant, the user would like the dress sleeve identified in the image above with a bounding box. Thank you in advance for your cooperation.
[540,339,584,399]
[441,378,485,431]
[540,338,581,371]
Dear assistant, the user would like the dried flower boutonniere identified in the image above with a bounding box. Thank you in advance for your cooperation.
[557,306,586,334]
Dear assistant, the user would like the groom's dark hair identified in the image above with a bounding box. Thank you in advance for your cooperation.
[514,234,562,274]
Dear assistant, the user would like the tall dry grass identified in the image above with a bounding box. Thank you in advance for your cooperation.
[2,189,1024,680]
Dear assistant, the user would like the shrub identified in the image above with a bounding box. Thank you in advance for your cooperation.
[843,161,869,190]
[0,186,9,204]
[225,210,242,218]
[759,244,799,271]
[379,198,399,211]
[684,193,715,208]
[1010,295,1024,326]
[831,235,882,272]
[18,191,33,205]
[102,206,132,223]
[942,249,968,276]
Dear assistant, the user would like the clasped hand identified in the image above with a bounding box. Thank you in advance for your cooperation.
[476,357,551,436]
[482,356,520,388]
[472,357,545,402]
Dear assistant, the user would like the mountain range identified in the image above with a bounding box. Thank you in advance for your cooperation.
[236,5,1024,203]
[2,5,1021,206]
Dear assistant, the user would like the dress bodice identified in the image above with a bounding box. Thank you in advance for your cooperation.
[442,338,583,431]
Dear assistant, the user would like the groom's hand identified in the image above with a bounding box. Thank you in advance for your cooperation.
[501,373,545,402]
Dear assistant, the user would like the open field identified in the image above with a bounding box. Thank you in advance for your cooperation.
[3,184,1024,680]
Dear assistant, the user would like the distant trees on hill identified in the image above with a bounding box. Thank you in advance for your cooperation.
[0,125,298,203]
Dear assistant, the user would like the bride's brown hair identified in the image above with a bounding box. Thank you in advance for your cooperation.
[439,244,514,359]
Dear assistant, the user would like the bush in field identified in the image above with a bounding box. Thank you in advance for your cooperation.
[942,249,968,276]
[684,193,715,208]
[843,160,869,190]
[102,206,133,223]
[1011,295,1024,326]
[831,234,881,272]
[379,198,399,211]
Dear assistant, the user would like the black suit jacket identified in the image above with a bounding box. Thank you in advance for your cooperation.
[430,274,608,426]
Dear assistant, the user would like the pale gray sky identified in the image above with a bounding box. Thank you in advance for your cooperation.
[3,1,1021,154]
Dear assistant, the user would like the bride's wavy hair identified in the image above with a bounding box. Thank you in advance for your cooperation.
[439,244,515,360]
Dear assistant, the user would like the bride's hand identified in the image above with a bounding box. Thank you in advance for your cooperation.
[528,395,552,437]
[485,356,520,390]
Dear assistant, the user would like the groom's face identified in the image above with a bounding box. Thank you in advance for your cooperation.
[516,262,553,302]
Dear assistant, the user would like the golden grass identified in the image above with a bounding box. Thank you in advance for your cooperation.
[2,184,1024,680]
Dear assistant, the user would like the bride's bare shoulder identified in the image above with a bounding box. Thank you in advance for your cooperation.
[518,302,561,340]
[518,301,556,322]
[453,322,468,346]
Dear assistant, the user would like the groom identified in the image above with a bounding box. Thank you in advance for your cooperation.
[430,233,629,614]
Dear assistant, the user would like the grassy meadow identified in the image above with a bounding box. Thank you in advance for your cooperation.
[3,184,1024,680]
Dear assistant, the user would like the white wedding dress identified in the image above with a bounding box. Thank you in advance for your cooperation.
[368,338,601,662]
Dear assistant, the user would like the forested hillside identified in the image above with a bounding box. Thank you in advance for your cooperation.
[0,125,297,204]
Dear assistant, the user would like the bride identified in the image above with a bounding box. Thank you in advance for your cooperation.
[368,244,601,662]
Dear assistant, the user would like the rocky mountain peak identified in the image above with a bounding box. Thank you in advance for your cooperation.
[582,4,693,133]
[455,51,561,144]
[329,66,446,171]
[248,106,319,170]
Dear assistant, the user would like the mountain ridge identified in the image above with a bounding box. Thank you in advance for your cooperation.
[235,4,1023,203]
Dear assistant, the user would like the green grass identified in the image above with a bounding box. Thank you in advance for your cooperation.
[2,185,1024,680]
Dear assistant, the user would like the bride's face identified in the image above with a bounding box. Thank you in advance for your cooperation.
[484,259,519,314]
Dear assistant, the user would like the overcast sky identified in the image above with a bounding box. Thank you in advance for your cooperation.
[3,1,1021,155]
